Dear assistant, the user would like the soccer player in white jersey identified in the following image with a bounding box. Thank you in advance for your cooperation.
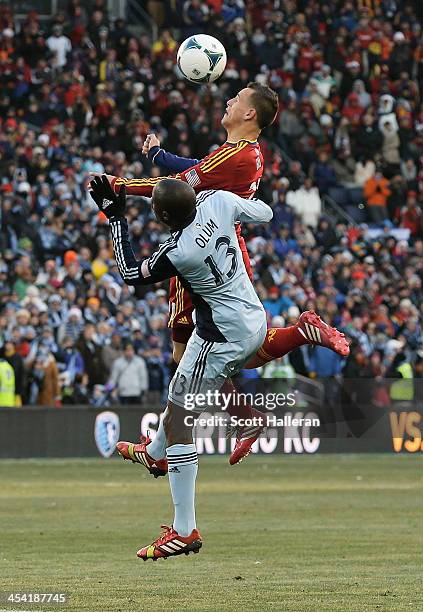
[90,175,272,560]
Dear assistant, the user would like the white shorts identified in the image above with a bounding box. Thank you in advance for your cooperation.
[168,323,267,410]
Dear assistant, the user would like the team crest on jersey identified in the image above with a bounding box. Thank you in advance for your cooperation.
[95,411,120,458]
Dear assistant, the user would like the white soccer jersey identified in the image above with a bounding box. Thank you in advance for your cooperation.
[109,190,272,343]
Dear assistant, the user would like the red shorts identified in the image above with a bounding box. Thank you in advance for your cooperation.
[168,228,253,344]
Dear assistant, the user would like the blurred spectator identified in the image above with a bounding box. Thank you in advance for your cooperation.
[0,355,15,407]
[102,332,122,374]
[286,178,322,227]
[57,335,84,391]
[399,191,423,238]
[311,151,338,194]
[109,343,148,404]
[182,1,209,36]
[58,308,84,344]
[388,350,414,402]
[355,114,383,160]
[76,324,106,389]
[309,346,344,378]
[3,341,24,406]
[63,372,90,405]
[364,170,391,223]
[381,119,401,175]
[46,24,71,69]
[28,349,61,407]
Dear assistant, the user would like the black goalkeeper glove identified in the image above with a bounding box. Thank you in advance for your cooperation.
[89,175,126,219]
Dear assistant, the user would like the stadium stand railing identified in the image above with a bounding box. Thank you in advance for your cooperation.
[322,193,356,225]
[291,373,325,412]
[125,0,158,41]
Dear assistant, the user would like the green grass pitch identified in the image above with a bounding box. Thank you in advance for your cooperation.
[1,455,423,611]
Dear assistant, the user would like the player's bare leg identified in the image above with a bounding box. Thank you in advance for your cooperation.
[142,340,186,464]
[172,341,186,364]
[137,401,202,561]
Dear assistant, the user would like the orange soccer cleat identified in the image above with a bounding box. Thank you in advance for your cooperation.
[137,525,203,561]
[116,435,168,478]
[296,310,350,357]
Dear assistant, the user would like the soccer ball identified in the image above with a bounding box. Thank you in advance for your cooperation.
[177,34,227,84]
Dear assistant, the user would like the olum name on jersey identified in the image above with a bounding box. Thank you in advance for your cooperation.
[195,218,218,248]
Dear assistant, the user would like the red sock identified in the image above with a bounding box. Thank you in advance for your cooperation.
[246,326,307,368]
[220,379,258,420]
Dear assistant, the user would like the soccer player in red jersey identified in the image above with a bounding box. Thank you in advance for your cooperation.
[106,84,268,365]
[98,83,348,465]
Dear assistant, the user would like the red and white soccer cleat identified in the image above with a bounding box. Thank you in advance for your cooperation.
[116,435,168,478]
[296,310,350,357]
[137,525,203,561]
[229,409,265,466]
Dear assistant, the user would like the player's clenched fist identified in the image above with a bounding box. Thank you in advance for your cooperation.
[141,133,161,156]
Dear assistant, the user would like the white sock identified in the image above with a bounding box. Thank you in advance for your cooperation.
[147,408,168,460]
[166,443,198,537]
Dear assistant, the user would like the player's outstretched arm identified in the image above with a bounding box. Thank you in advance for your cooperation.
[109,217,177,286]
[227,192,273,224]
[148,145,201,173]
[89,172,182,196]
[89,175,177,286]
[142,133,201,173]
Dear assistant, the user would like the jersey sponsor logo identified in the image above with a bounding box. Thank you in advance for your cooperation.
[94,411,120,458]
[195,218,218,248]
[185,168,201,187]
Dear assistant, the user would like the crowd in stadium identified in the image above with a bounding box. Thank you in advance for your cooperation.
[0,0,422,406]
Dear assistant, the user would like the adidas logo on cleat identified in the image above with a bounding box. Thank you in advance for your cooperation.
[137,526,203,560]
[298,322,322,343]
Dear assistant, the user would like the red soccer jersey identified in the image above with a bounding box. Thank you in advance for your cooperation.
[112,139,263,198]
[356,28,373,49]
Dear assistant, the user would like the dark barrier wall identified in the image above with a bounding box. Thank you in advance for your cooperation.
[0,406,146,459]
[1,403,423,458]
